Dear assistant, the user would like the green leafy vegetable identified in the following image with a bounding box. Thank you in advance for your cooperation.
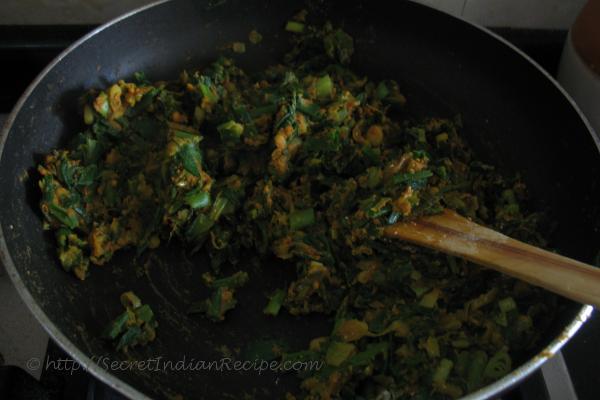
[103,292,157,352]
[37,18,556,400]
[263,289,286,316]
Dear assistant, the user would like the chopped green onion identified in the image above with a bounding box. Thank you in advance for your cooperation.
[173,129,200,140]
[186,213,213,241]
[483,351,511,380]
[289,208,315,230]
[217,120,244,143]
[263,289,286,316]
[436,132,449,143]
[285,21,305,33]
[134,304,154,323]
[116,326,142,351]
[178,143,203,177]
[423,336,440,358]
[419,288,440,308]
[83,137,102,165]
[498,297,517,313]
[103,311,130,340]
[325,341,355,366]
[433,358,454,384]
[209,193,229,221]
[184,188,211,209]
[209,271,249,289]
[316,74,333,98]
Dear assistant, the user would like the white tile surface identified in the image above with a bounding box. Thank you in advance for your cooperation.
[411,0,467,16]
[0,269,49,379]
[0,0,154,25]
[462,0,586,29]
[0,0,588,29]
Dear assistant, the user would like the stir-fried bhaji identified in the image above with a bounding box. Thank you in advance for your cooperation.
[38,20,556,399]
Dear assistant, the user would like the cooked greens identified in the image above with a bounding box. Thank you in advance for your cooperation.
[188,271,249,321]
[38,20,556,399]
[103,292,157,352]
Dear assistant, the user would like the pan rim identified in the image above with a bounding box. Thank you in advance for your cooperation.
[0,1,596,399]
[0,2,169,399]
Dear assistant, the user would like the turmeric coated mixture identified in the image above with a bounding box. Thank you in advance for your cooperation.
[38,18,556,400]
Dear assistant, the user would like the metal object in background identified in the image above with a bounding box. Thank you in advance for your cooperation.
[541,353,578,400]
[558,30,600,134]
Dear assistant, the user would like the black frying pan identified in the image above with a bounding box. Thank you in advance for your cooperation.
[1,1,599,399]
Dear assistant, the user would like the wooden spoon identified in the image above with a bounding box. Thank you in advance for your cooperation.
[384,209,600,309]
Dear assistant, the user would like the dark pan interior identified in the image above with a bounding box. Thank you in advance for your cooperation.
[1,0,599,399]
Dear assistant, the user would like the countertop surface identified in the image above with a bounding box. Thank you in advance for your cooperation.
[0,0,587,29]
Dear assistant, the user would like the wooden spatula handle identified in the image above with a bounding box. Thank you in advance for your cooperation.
[384,209,600,309]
